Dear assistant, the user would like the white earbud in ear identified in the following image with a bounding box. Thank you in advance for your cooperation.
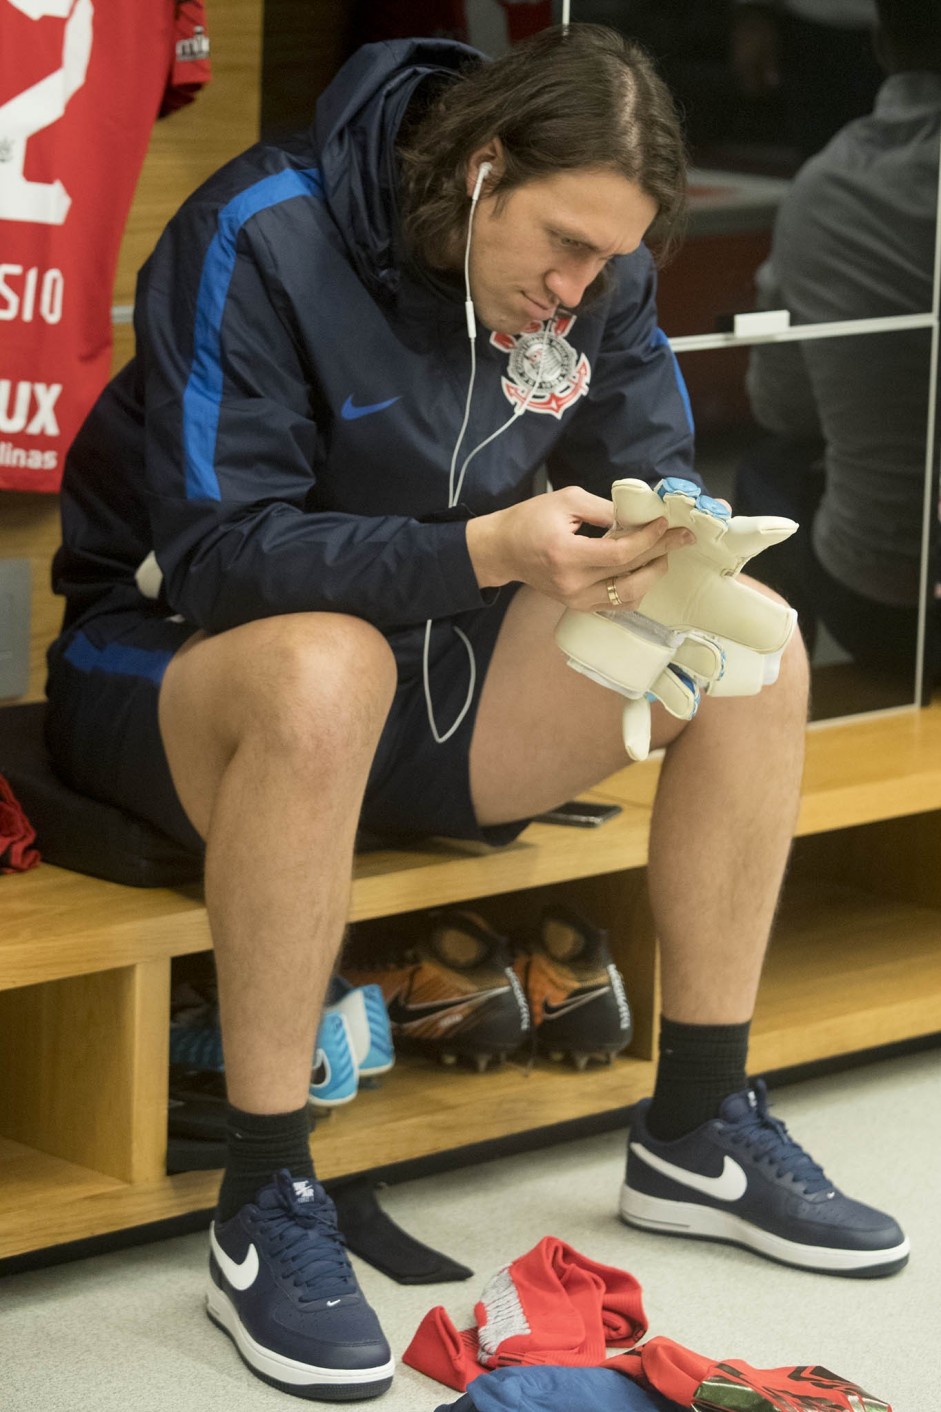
[471,160,493,204]
[465,161,494,342]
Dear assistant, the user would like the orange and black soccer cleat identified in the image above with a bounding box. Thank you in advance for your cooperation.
[513,905,632,1069]
[342,910,530,1073]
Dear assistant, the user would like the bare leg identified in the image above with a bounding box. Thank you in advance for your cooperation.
[647,640,807,1023]
[470,583,809,1022]
[158,613,398,1113]
[471,591,912,1276]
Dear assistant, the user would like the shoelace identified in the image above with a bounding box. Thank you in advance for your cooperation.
[256,1187,357,1300]
[726,1083,833,1195]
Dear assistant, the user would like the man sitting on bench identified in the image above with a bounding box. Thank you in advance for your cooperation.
[45,24,908,1405]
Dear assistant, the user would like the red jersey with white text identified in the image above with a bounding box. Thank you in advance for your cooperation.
[0,0,211,492]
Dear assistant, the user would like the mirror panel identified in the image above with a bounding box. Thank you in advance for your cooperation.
[576,1,939,334]
[676,325,936,720]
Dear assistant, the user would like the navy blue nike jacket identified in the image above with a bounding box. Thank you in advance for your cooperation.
[51,38,696,645]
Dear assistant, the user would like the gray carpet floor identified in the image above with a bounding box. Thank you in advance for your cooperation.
[1,1046,936,1411]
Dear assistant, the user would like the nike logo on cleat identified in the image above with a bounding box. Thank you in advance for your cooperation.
[210,1228,260,1290]
[542,985,611,1019]
[630,1144,748,1202]
[387,988,504,1028]
[340,395,400,421]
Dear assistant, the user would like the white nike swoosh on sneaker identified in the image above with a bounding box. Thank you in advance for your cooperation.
[630,1143,749,1202]
[210,1225,260,1291]
[326,1298,342,1307]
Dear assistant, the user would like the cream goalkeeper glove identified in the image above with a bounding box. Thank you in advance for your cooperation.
[555,477,798,760]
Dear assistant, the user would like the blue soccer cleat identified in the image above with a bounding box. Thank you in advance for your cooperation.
[310,1011,359,1109]
[327,978,396,1078]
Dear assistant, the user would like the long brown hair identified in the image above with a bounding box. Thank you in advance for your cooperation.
[399,24,688,280]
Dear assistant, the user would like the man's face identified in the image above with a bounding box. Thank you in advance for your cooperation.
[460,164,659,335]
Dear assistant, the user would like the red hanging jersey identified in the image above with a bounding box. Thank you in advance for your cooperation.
[0,0,211,493]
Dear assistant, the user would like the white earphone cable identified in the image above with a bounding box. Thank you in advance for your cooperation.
[448,176,485,507]
[424,163,549,744]
[452,361,545,508]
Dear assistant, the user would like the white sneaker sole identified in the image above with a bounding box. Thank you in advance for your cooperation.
[206,1280,395,1397]
[619,1183,910,1275]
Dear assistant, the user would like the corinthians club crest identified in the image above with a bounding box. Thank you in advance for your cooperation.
[491,312,590,419]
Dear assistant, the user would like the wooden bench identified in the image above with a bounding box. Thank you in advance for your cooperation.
[2,705,941,1262]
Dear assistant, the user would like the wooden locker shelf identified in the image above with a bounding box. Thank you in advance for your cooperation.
[1,708,940,1261]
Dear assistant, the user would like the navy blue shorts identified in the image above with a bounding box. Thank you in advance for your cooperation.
[44,594,529,857]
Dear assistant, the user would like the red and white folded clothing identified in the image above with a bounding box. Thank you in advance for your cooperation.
[406,1237,892,1411]
[405,1237,647,1390]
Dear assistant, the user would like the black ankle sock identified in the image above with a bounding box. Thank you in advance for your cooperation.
[216,1103,314,1222]
[645,1016,751,1142]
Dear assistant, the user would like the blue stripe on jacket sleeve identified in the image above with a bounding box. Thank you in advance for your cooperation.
[183,167,324,501]
[652,326,695,435]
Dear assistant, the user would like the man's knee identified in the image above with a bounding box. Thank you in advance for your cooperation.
[161,612,398,765]
[249,613,397,741]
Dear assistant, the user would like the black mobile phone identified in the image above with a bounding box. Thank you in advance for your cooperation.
[536,800,623,828]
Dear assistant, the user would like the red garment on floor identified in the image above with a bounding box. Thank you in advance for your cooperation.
[404,1237,647,1389]
[405,1238,892,1412]
[611,1339,891,1411]
[0,773,40,873]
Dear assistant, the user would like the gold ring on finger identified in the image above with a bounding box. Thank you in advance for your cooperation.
[606,577,622,608]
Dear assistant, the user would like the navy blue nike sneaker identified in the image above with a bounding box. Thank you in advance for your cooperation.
[619,1080,909,1277]
[207,1171,394,1400]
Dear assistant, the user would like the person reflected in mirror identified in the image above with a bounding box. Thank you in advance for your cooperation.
[736,0,941,688]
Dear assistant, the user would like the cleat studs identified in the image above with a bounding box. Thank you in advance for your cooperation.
[439,1052,458,1067]
[571,1053,589,1072]
[549,1051,565,1064]
[474,1054,490,1074]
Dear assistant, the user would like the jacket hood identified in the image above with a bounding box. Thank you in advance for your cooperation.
[314,38,482,301]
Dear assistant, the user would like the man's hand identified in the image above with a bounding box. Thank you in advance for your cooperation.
[465,486,694,611]
[553,477,799,759]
